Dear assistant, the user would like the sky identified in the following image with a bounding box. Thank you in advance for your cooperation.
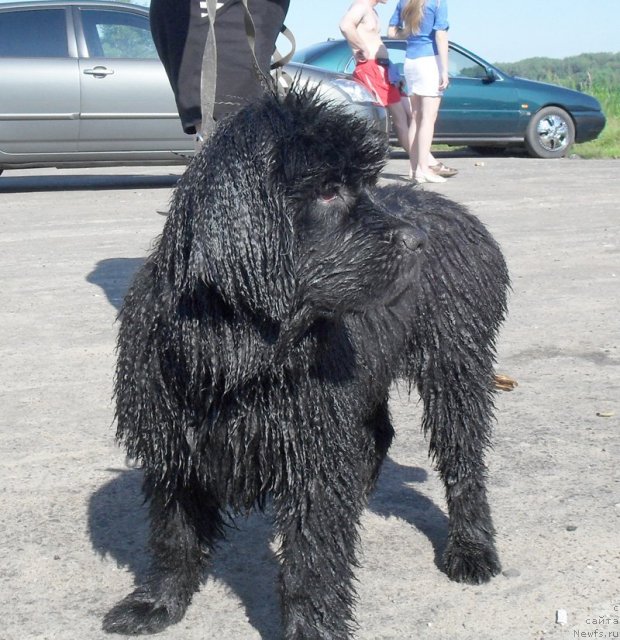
[285,0,620,64]
[1,0,617,64]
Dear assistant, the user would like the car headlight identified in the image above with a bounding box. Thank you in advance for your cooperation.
[330,78,376,104]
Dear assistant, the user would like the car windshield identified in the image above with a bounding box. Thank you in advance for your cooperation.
[292,40,340,65]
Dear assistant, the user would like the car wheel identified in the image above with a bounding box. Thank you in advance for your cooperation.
[468,146,507,156]
[525,106,575,159]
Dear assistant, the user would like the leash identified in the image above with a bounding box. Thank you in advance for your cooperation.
[271,24,296,95]
[198,0,295,139]
[198,0,220,137]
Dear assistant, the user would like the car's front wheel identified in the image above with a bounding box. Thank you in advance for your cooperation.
[525,106,575,159]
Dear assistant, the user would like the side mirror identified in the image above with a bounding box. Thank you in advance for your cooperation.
[483,67,498,84]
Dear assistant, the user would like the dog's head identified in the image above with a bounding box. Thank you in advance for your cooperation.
[159,87,424,331]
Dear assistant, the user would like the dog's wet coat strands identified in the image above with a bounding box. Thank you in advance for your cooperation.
[103,88,510,639]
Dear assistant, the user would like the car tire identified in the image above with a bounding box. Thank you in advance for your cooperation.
[525,106,575,159]
[468,146,507,156]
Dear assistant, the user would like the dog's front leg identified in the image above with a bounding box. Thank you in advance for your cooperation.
[421,376,502,585]
[409,304,503,584]
[402,203,507,585]
[103,479,223,635]
[274,472,364,640]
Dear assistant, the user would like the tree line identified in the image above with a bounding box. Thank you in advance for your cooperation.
[494,52,620,90]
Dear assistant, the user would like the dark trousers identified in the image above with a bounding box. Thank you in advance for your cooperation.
[150,0,290,134]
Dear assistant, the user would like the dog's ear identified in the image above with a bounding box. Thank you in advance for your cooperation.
[157,113,297,325]
[155,89,386,326]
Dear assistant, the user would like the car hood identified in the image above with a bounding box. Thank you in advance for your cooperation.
[282,61,381,106]
[510,76,603,112]
[284,61,352,84]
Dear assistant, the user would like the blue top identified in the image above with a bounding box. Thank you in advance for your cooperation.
[389,0,449,59]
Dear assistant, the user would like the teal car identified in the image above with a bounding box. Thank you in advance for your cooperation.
[292,39,606,159]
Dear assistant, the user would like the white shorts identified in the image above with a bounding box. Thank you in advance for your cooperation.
[403,55,444,97]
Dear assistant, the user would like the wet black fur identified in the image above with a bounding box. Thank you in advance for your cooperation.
[103,89,509,638]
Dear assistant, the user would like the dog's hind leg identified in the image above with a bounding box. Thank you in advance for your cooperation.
[363,398,395,496]
[103,476,223,635]
[405,206,508,585]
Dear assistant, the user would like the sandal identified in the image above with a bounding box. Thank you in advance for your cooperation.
[429,162,458,178]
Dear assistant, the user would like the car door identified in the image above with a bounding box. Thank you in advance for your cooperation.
[437,47,521,138]
[384,41,521,139]
[75,5,189,153]
[0,6,79,156]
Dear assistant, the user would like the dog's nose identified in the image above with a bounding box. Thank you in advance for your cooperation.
[392,224,426,253]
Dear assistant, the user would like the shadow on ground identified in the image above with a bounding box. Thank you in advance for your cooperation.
[0,172,180,194]
[87,258,145,311]
[388,146,529,159]
[89,457,448,639]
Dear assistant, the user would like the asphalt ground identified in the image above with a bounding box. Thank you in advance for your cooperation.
[1,153,618,640]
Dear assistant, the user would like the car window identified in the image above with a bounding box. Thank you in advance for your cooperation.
[384,42,488,80]
[448,49,488,79]
[80,9,158,59]
[0,9,68,57]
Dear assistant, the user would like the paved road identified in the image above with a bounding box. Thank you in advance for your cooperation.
[1,155,618,640]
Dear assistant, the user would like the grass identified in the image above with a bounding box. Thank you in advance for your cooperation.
[573,84,620,158]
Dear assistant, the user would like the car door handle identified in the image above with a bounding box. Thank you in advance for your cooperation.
[83,66,115,78]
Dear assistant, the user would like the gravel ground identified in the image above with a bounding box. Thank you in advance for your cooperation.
[1,154,618,640]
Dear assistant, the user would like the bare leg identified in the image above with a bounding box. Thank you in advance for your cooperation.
[407,94,421,177]
[413,95,444,181]
[387,99,411,153]
[407,94,440,178]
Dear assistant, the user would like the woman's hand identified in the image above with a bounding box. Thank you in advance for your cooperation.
[439,70,449,91]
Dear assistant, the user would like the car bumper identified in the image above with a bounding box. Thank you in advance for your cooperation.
[574,111,606,143]
[347,103,389,136]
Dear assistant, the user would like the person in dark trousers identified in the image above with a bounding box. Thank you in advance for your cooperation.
[150,0,290,140]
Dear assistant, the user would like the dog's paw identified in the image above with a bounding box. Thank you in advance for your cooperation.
[102,587,187,635]
[443,538,501,585]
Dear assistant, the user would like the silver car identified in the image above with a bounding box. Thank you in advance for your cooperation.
[0,0,387,175]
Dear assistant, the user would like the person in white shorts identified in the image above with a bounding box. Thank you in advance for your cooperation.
[388,0,454,183]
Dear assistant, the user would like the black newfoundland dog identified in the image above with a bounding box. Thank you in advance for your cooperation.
[103,89,509,638]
